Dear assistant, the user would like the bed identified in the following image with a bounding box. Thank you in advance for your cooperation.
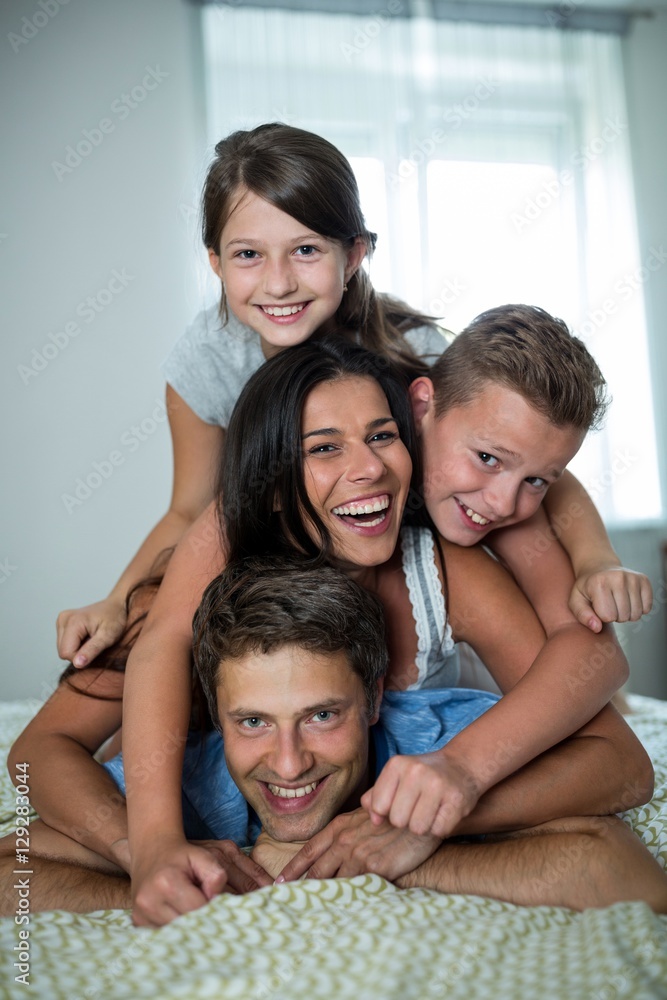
[1,695,666,1000]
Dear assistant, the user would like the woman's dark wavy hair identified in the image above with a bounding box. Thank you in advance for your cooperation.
[219,336,427,566]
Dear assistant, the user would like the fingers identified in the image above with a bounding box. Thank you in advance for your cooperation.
[132,867,218,927]
[568,587,603,632]
[56,613,91,663]
[277,825,336,882]
[220,855,273,894]
[72,630,119,668]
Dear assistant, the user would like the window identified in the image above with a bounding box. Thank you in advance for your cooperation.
[203,4,662,523]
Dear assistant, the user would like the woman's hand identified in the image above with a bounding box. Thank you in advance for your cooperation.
[569,565,653,632]
[56,596,128,667]
[276,808,442,883]
[131,837,272,927]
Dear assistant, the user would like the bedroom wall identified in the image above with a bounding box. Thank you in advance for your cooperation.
[0,1,665,702]
[0,0,207,700]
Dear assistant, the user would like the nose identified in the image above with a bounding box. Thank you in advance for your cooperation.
[485,477,519,519]
[348,441,386,483]
[262,256,298,298]
[267,729,314,782]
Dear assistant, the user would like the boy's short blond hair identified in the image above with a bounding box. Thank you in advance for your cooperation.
[431,304,608,431]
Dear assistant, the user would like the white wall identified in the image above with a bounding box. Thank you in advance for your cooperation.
[0,1,665,701]
[0,0,206,699]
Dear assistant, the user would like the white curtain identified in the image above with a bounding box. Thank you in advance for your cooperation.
[202,5,661,524]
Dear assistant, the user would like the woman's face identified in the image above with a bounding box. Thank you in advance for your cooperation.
[300,376,412,577]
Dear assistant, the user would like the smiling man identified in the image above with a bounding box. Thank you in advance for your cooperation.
[2,559,665,915]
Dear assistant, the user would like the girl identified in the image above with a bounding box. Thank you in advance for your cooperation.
[55,122,444,670]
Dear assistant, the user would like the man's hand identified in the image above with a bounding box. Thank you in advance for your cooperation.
[569,565,653,632]
[131,838,272,927]
[361,750,481,838]
[277,808,442,883]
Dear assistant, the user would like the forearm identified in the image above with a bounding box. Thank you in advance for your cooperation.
[543,471,619,577]
[0,853,130,915]
[9,734,130,869]
[443,625,628,799]
[107,507,196,603]
[454,729,653,837]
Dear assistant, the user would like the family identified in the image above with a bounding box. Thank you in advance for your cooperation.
[2,123,664,923]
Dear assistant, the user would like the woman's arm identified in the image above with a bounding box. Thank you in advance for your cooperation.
[494,470,652,631]
[122,500,229,927]
[57,386,224,666]
[7,669,130,871]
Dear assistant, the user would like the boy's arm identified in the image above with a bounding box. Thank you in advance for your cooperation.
[7,670,130,871]
[363,538,631,838]
[122,501,228,927]
[504,470,652,629]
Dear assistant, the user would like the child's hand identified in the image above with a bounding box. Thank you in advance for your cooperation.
[360,751,481,839]
[569,566,653,632]
[56,597,128,667]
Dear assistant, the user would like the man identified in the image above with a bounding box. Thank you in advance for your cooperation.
[3,559,665,915]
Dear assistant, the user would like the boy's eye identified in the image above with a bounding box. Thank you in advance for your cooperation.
[236,249,259,260]
[525,476,547,488]
[478,452,499,468]
[241,717,266,729]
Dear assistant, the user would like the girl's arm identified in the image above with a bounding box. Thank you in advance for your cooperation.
[122,501,228,927]
[7,669,131,871]
[503,469,652,630]
[57,386,224,667]
[363,536,638,838]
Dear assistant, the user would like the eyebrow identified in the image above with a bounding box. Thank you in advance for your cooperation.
[302,416,397,440]
[225,697,347,720]
[480,441,560,480]
[224,232,324,250]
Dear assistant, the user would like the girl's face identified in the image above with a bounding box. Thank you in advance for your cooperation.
[300,376,412,578]
[209,190,366,359]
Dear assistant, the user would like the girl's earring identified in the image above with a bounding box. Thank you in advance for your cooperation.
[343,283,348,292]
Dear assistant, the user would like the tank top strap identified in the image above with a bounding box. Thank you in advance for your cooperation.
[399,526,458,690]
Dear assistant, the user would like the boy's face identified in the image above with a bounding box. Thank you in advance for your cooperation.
[410,378,585,546]
[217,644,378,843]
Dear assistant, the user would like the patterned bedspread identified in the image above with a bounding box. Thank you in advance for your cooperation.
[1,696,666,1000]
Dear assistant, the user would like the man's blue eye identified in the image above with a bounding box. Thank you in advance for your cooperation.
[314,711,333,722]
[241,717,264,728]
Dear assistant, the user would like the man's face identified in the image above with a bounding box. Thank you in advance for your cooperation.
[410,377,585,546]
[218,644,377,843]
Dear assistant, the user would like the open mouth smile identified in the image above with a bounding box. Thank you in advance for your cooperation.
[332,494,390,530]
[261,776,328,813]
[259,302,308,320]
[455,498,492,527]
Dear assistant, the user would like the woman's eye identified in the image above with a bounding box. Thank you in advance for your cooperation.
[241,717,265,729]
[525,476,547,488]
[478,452,499,468]
[307,443,337,455]
[369,431,398,444]
[295,245,317,256]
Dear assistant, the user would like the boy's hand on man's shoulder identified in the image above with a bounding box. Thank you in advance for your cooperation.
[569,565,653,631]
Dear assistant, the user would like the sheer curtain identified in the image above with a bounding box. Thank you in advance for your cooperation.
[202,4,661,524]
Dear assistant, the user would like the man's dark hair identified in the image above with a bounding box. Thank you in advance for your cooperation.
[193,558,388,731]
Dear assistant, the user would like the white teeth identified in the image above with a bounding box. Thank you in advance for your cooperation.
[267,780,319,799]
[262,304,305,316]
[465,507,490,525]
[332,497,390,516]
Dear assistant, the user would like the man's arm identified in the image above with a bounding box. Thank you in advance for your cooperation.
[396,814,667,913]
